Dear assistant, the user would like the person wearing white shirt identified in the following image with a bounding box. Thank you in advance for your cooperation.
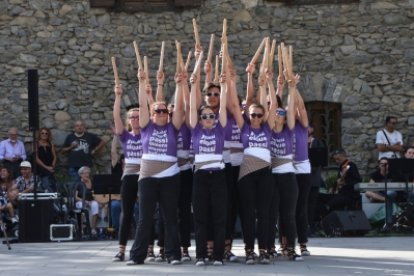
[376,116,403,159]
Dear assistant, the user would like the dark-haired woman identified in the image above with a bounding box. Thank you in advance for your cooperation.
[36,127,57,192]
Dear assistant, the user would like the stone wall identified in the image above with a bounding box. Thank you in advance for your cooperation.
[0,0,413,176]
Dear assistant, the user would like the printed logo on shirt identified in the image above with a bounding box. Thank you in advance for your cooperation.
[199,134,217,153]
[148,129,168,154]
[126,140,142,158]
[271,137,287,156]
[247,131,268,148]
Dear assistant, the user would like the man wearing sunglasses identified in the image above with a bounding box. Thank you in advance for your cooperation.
[376,116,403,159]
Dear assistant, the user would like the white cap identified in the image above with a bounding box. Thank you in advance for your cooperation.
[20,161,32,168]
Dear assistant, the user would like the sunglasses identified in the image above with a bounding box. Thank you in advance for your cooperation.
[200,113,215,120]
[250,113,264,119]
[128,116,140,120]
[40,132,49,135]
[276,109,287,116]
[154,109,169,114]
[206,92,220,97]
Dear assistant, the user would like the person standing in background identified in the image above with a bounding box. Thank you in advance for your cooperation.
[376,116,403,159]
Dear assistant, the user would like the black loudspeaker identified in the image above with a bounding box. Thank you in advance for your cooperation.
[321,210,371,237]
[19,199,54,242]
[28,69,39,131]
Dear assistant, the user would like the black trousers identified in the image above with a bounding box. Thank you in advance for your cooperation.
[269,173,298,249]
[129,174,181,262]
[296,173,311,244]
[238,167,272,250]
[193,169,227,261]
[225,164,241,241]
[118,174,139,246]
[178,168,193,248]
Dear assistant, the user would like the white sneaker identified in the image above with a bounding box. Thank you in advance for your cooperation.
[213,260,223,266]
[170,259,181,265]
[195,258,206,266]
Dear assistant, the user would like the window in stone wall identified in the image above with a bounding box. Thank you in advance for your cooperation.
[90,0,201,12]
[305,101,342,166]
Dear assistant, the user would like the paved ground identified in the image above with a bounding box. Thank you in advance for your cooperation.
[1,237,414,276]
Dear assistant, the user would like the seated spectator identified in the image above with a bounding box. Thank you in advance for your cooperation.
[0,127,27,178]
[15,161,42,193]
[318,149,362,218]
[365,157,397,226]
[0,166,18,223]
[75,166,99,236]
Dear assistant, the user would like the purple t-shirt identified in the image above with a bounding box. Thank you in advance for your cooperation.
[271,126,293,157]
[177,124,191,151]
[240,121,272,150]
[293,121,309,162]
[141,121,178,157]
[119,129,142,161]
[192,123,225,155]
[225,114,240,143]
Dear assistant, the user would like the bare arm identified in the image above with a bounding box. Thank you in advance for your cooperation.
[172,73,185,130]
[218,74,227,128]
[189,73,198,129]
[155,70,165,102]
[245,63,255,112]
[266,70,276,130]
[113,84,124,135]
[286,76,297,130]
[111,134,120,168]
[294,76,309,128]
[138,69,150,128]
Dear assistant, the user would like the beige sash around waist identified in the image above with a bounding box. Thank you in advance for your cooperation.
[139,159,176,181]
[271,158,292,168]
[238,155,270,181]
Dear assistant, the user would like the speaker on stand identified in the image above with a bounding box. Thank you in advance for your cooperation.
[27,69,40,195]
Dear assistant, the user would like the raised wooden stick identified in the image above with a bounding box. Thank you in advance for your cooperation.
[259,37,269,75]
[158,41,165,72]
[277,45,283,77]
[144,56,149,83]
[221,18,227,43]
[133,40,143,69]
[175,40,182,73]
[193,51,204,76]
[207,34,215,64]
[214,55,219,83]
[111,56,120,84]
[251,37,266,65]
[185,50,192,71]
[269,39,276,70]
[288,45,293,74]
[192,18,201,47]
[221,43,227,74]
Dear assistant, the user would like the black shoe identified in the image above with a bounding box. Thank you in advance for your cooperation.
[126,259,144,265]
[300,244,310,256]
[112,252,125,262]
[224,250,238,262]
[287,248,303,261]
[245,249,256,265]
[195,258,206,266]
[258,250,270,264]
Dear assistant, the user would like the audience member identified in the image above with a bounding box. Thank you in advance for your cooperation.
[376,116,403,159]
[15,161,42,193]
[365,158,397,226]
[62,120,105,181]
[0,166,18,223]
[318,149,362,218]
[36,127,57,192]
[75,166,99,236]
[0,127,27,178]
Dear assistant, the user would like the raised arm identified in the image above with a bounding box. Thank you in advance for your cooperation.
[172,73,185,130]
[155,70,165,102]
[286,76,296,130]
[111,133,120,168]
[189,73,198,129]
[245,63,255,112]
[138,69,150,128]
[113,84,124,135]
[218,73,227,128]
[293,75,309,128]
[266,70,276,129]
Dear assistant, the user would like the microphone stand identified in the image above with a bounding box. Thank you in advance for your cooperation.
[382,164,391,232]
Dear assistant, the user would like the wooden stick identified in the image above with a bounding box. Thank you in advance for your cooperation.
[221,43,227,74]
[214,55,219,83]
[185,50,192,71]
[175,40,182,73]
[207,34,215,64]
[251,37,266,65]
[221,18,227,43]
[144,55,149,83]
[192,18,201,47]
[158,41,165,72]
[133,40,143,69]
[193,51,204,76]
[281,43,292,81]
[278,45,283,77]
[260,37,269,75]
[111,56,120,84]
[269,39,276,70]
[288,45,293,74]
